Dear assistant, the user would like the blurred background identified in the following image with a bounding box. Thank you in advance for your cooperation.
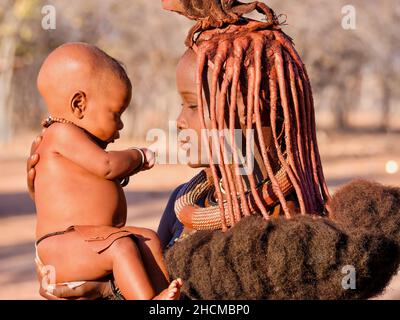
[0,0,399,299]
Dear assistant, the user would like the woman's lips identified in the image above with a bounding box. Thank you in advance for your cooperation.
[179,141,191,151]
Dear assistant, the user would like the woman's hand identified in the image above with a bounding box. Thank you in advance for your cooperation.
[27,132,45,200]
[36,262,114,300]
[39,280,113,300]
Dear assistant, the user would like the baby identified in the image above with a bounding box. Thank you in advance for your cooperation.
[33,42,181,300]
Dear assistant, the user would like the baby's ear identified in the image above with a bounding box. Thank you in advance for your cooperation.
[70,91,87,119]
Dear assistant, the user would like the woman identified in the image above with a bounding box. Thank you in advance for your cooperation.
[28,0,400,299]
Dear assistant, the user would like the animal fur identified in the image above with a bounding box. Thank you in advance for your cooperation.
[165,180,400,299]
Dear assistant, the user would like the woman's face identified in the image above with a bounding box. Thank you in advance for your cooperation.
[176,49,210,168]
[175,48,273,181]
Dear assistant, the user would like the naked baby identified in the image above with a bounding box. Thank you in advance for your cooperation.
[33,42,182,300]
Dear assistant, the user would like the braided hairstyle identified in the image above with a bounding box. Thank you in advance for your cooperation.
[164,1,400,301]
[170,1,332,231]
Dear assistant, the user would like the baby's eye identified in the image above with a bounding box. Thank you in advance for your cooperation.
[188,104,198,109]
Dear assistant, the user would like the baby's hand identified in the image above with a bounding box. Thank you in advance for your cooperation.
[140,148,155,171]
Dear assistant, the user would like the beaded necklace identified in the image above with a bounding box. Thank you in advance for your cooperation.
[41,116,73,128]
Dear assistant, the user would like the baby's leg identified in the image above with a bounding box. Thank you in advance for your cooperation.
[36,231,114,283]
[37,228,180,300]
[122,227,169,294]
[103,235,181,300]
[106,236,155,299]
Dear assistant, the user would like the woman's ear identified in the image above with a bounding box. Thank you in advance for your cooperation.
[70,91,87,119]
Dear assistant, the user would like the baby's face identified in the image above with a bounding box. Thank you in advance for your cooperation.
[84,75,132,144]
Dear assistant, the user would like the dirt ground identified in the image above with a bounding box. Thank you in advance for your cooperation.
[1,131,400,300]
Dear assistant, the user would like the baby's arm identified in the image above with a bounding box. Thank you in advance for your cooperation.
[47,123,145,180]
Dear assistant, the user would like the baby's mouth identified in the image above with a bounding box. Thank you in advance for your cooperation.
[107,132,120,143]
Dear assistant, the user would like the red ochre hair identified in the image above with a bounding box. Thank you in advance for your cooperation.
[174,1,332,231]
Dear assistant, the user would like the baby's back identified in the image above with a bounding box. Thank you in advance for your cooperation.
[35,126,127,239]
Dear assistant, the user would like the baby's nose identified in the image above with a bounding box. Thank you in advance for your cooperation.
[118,121,124,130]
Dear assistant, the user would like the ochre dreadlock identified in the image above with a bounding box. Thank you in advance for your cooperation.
[164,0,280,46]
[171,1,332,231]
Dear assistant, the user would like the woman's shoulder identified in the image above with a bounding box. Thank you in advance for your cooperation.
[159,183,187,224]
[170,183,187,200]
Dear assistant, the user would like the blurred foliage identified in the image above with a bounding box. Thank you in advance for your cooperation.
[0,0,399,143]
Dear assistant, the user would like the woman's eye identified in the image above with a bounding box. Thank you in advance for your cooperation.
[181,102,197,110]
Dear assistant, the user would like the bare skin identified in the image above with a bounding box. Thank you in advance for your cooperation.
[27,47,294,300]
[34,43,181,300]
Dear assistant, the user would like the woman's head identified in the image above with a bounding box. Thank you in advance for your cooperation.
[173,5,331,229]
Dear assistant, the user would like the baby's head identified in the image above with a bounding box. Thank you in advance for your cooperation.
[37,42,132,143]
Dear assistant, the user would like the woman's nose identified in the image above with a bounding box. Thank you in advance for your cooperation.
[176,112,188,130]
[118,120,124,131]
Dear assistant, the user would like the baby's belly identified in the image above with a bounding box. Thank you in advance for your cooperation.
[35,155,127,238]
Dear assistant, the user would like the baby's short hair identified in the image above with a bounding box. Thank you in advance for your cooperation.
[95,47,132,89]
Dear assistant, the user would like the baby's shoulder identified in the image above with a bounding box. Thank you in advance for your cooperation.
[42,123,89,154]
[44,122,86,142]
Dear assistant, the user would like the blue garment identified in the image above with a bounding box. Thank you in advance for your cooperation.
[157,184,184,250]
[157,182,206,250]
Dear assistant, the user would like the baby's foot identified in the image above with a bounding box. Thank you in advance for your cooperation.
[153,278,183,300]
